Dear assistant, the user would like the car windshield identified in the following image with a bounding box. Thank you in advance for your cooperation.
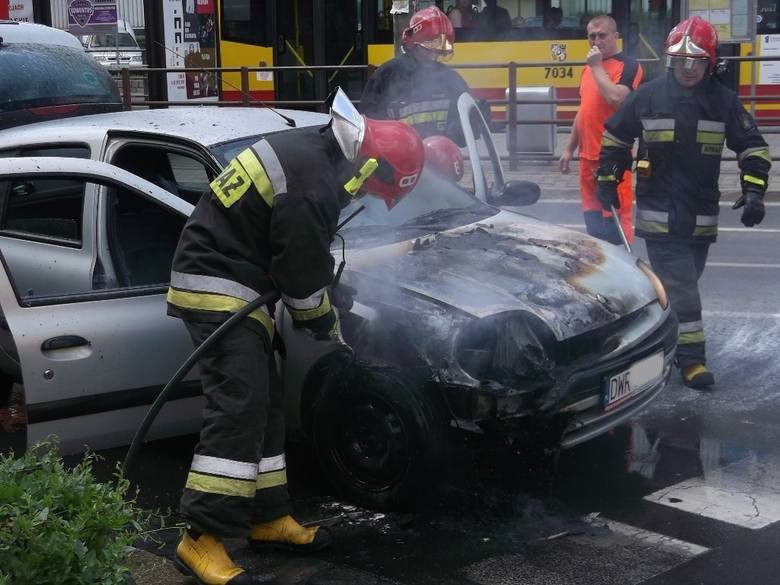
[338,169,497,244]
[89,32,138,48]
[0,44,120,111]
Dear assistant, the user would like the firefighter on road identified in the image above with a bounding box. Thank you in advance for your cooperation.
[359,6,470,146]
[167,89,425,584]
[597,17,771,389]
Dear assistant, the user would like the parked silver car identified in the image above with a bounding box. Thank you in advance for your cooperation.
[0,97,676,508]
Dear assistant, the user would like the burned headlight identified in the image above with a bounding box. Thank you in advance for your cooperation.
[454,312,557,388]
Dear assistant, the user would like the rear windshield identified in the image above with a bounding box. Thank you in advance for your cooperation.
[88,32,138,48]
[0,44,120,112]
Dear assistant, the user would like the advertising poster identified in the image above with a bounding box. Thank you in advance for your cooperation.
[67,0,117,36]
[8,1,34,22]
[163,0,217,102]
[759,34,780,84]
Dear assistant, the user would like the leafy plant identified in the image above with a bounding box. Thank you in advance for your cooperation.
[0,440,147,584]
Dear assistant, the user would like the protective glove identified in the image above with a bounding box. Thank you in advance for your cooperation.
[597,177,619,211]
[732,188,765,227]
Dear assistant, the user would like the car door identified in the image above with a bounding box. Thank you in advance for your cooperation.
[0,157,200,455]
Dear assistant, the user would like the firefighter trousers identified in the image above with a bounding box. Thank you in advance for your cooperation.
[645,240,710,369]
[179,320,292,537]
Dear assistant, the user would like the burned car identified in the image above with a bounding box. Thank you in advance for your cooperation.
[0,97,676,509]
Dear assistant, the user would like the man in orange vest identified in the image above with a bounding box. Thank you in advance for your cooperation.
[559,15,642,244]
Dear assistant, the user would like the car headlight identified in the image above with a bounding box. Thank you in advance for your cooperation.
[454,312,556,388]
[636,259,669,309]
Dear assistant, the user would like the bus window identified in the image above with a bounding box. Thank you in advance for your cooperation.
[221,0,269,46]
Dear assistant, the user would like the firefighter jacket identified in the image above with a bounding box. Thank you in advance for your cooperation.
[599,72,771,243]
[167,125,355,343]
[359,52,470,146]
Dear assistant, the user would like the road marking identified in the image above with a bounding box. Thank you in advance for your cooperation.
[583,516,710,557]
[540,199,780,207]
[559,223,780,234]
[644,453,780,529]
[704,310,780,319]
[707,262,780,268]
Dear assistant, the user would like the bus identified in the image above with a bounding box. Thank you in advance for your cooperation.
[147,1,779,123]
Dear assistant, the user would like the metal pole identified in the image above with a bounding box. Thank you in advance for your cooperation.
[240,66,250,106]
[121,67,132,110]
[508,61,518,171]
[610,205,632,254]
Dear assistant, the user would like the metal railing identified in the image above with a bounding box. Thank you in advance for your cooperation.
[111,53,780,168]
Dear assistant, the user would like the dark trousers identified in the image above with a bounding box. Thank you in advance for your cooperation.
[180,321,291,537]
[645,240,710,368]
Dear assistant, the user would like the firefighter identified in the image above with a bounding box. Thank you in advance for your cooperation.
[359,6,470,146]
[167,88,425,584]
[597,16,771,389]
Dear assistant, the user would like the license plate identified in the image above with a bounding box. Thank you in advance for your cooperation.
[604,351,664,411]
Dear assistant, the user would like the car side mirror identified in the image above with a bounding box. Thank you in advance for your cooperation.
[490,180,540,207]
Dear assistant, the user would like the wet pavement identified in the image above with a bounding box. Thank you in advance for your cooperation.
[81,129,780,584]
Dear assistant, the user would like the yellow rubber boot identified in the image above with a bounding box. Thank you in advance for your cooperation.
[175,530,252,585]
[682,364,715,389]
[248,515,332,553]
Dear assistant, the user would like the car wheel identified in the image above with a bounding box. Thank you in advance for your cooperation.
[312,366,449,510]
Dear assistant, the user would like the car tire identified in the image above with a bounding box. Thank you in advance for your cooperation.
[312,366,449,510]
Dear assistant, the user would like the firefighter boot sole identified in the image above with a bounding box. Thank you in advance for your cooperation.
[174,553,254,585]
[682,368,715,390]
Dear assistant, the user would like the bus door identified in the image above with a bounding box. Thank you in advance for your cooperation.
[275,0,363,108]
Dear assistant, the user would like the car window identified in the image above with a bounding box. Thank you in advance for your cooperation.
[0,177,84,245]
[110,144,214,205]
[106,185,186,288]
[89,33,138,48]
[0,145,91,159]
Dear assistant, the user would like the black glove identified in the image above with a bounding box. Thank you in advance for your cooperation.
[733,188,765,227]
[597,178,619,211]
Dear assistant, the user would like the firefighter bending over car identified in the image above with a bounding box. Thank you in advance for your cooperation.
[166,89,425,585]
[359,6,471,146]
[597,17,771,389]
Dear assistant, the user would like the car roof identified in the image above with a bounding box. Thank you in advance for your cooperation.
[0,107,330,150]
[0,21,84,50]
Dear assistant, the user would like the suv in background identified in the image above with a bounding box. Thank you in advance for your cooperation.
[79,19,143,68]
[0,21,121,130]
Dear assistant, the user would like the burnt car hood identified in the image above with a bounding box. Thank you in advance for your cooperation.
[346,209,657,341]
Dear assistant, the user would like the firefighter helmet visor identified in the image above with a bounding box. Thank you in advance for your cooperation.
[666,55,709,70]
[329,87,365,162]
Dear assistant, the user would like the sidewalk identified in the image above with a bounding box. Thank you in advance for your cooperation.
[491,129,780,200]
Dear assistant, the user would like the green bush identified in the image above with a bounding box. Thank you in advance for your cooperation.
[0,440,147,584]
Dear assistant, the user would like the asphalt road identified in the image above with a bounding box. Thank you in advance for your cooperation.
[94,191,780,585]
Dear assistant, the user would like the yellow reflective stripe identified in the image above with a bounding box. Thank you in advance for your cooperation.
[693,225,718,236]
[344,158,379,196]
[400,110,448,125]
[237,148,274,207]
[643,130,675,142]
[286,291,332,321]
[210,159,251,208]
[167,288,274,340]
[597,175,617,182]
[185,471,256,498]
[256,469,288,490]
[636,220,669,233]
[696,131,725,144]
[739,148,771,163]
[743,174,767,187]
[601,135,627,149]
[679,331,705,344]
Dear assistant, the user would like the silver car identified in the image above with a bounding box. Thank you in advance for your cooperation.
[0,97,676,508]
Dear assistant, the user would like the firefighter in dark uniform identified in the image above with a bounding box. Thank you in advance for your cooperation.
[359,6,470,146]
[167,89,425,585]
[597,17,771,389]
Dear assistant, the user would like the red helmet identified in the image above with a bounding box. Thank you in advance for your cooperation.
[664,16,718,71]
[402,7,454,60]
[423,135,464,181]
[359,118,425,208]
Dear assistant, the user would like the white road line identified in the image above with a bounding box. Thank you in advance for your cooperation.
[559,223,780,233]
[644,454,780,530]
[540,199,780,207]
[707,262,780,268]
[703,310,780,319]
[585,517,710,557]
